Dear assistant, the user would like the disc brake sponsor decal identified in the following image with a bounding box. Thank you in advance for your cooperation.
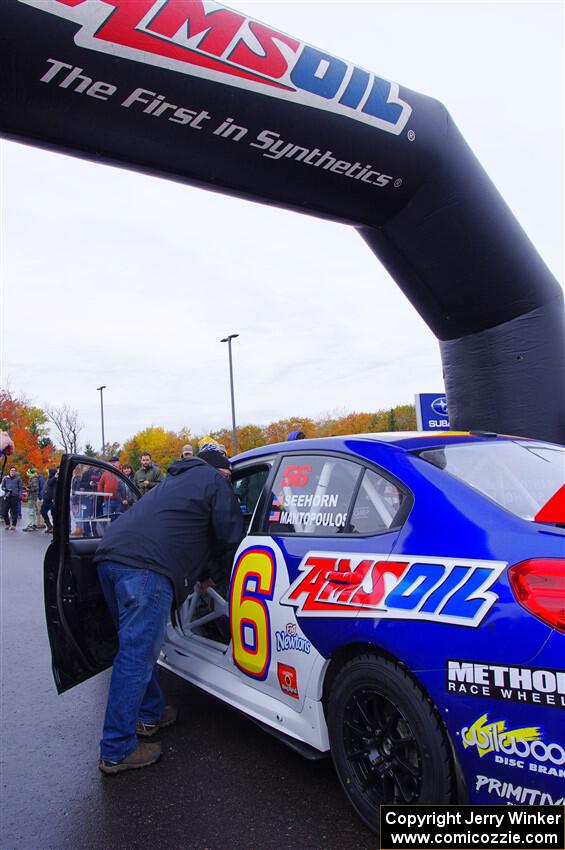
[447,660,565,709]
[461,714,565,777]
[280,552,506,626]
[20,0,412,135]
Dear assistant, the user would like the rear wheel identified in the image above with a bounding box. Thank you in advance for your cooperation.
[328,654,454,833]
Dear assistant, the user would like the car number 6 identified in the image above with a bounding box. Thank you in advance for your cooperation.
[229,547,276,680]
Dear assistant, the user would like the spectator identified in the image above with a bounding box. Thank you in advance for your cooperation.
[36,470,46,528]
[133,452,163,496]
[287,430,305,441]
[118,464,136,512]
[93,449,243,775]
[2,466,22,530]
[41,468,58,533]
[70,466,83,534]
[22,468,40,531]
[121,464,135,483]
[180,444,193,459]
[98,457,121,521]
[78,466,101,535]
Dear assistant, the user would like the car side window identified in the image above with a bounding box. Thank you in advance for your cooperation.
[232,464,272,527]
[70,462,138,539]
[348,469,405,534]
[263,455,362,535]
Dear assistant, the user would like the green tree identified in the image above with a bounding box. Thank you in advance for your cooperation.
[84,443,96,457]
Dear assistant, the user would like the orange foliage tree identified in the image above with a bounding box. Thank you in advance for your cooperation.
[204,424,266,455]
[0,389,57,474]
[263,417,316,445]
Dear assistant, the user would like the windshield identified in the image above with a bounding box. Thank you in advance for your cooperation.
[419,441,565,520]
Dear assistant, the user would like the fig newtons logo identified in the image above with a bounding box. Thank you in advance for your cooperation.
[19,0,412,135]
[447,660,565,709]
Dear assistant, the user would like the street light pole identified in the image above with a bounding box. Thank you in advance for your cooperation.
[96,385,106,456]
[220,334,239,455]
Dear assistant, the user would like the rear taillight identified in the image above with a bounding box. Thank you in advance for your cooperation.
[509,559,565,632]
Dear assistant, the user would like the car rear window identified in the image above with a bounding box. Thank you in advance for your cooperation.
[419,441,565,520]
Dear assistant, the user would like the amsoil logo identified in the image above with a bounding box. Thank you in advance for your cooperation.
[19,0,412,134]
[280,552,506,626]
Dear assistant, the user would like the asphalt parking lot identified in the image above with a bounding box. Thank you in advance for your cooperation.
[1,530,373,850]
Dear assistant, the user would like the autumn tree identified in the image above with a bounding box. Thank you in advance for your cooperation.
[394,404,417,431]
[0,389,57,473]
[263,417,316,445]
[236,424,266,453]
[199,424,267,455]
[322,412,376,437]
[121,426,184,472]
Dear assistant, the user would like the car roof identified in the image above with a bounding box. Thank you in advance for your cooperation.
[232,431,548,463]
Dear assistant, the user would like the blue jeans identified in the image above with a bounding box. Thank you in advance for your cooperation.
[97,561,174,762]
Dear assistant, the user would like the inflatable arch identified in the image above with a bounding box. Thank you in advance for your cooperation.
[1,0,563,443]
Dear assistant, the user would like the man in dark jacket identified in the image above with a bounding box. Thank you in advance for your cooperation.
[93,454,243,775]
[2,467,22,529]
[40,468,58,533]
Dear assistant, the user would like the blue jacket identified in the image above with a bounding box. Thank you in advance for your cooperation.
[94,457,244,606]
[2,473,22,498]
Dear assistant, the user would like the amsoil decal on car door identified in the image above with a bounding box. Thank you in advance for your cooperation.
[228,539,322,706]
[280,551,507,626]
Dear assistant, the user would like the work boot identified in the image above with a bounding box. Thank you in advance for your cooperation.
[136,705,178,738]
[98,741,162,775]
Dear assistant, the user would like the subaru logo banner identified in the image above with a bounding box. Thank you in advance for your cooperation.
[415,394,450,431]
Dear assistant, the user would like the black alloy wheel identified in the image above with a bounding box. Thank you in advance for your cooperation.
[328,654,454,833]
[343,686,422,804]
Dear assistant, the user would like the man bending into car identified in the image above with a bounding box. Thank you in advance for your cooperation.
[93,450,243,774]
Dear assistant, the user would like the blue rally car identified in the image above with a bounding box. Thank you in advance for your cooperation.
[45,432,565,831]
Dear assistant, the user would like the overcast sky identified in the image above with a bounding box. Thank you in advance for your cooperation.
[1,1,563,452]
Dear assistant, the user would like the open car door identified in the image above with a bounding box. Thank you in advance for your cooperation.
[44,454,141,694]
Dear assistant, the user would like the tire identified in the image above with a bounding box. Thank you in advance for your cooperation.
[328,653,454,834]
